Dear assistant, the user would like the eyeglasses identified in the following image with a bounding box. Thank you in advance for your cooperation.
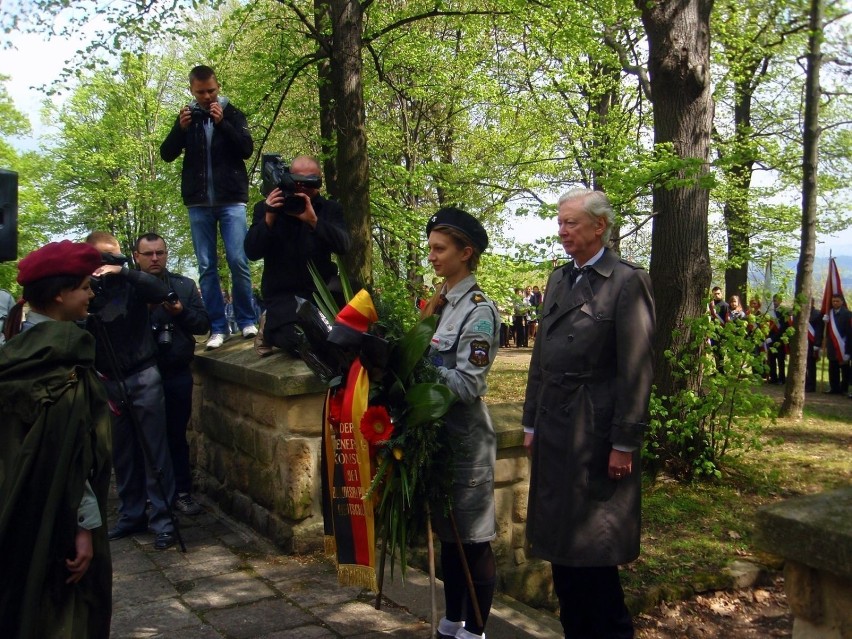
[138,250,167,257]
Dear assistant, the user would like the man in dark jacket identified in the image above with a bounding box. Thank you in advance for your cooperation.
[160,65,257,350]
[245,155,351,356]
[823,294,851,394]
[523,188,655,639]
[85,232,178,550]
[806,298,824,392]
[135,233,210,515]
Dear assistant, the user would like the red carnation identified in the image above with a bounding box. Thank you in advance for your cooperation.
[360,405,394,444]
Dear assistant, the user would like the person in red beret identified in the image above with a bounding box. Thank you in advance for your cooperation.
[0,240,113,638]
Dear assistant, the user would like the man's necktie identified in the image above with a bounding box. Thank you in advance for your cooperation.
[568,265,590,289]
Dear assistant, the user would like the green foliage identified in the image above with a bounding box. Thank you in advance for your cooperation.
[646,312,777,481]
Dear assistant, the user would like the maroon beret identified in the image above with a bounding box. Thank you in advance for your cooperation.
[17,240,103,285]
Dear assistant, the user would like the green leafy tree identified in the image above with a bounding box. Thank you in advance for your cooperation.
[41,52,191,262]
[0,76,50,292]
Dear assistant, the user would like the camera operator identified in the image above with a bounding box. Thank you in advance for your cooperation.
[134,233,210,516]
[245,155,351,357]
[85,231,178,551]
[160,65,257,350]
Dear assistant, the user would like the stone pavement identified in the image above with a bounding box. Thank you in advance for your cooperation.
[108,493,563,639]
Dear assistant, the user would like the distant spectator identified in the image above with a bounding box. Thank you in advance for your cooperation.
[727,295,745,321]
[823,294,850,395]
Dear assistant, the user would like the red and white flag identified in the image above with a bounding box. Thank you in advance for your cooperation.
[821,257,846,363]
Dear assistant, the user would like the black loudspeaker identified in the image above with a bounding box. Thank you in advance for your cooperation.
[0,169,18,263]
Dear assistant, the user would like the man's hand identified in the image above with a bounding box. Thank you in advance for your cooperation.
[608,449,633,480]
[292,193,318,229]
[92,264,123,278]
[179,106,192,130]
[65,527,94,584]
[162,298,184,315]
[208,101,224,125]
[524,431,534,453]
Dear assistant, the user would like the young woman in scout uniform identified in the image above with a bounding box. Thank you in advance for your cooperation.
[421,207,499,639]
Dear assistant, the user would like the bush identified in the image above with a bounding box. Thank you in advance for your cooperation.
[645,312,778,481]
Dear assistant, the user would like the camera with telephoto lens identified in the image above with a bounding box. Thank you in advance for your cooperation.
[261,154,323,214]
[154,321,175,347]
[89,252,130,303]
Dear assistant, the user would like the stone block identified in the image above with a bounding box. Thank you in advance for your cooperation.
[254,426,279,466]
[231,491,253,523]
[494,487,514,546]
[247,465,276,511]
[250,502,270,536]
[267,512,295,552]
[785,560,824,623]
[232,417,256,458]
[512,522,527,549]
[278,438,318,520]
[513,483,529,522]
[250,393,283,429]
[500,560,556,610]
[494,451,529,484]
[724,559,765,589]
[286,395,327,436]
[754,486,852,580]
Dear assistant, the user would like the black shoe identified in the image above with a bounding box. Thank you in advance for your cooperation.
[154,531,176,550]
[108,521,148,541]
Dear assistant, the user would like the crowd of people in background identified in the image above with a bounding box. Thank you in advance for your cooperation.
[708,285,852,397]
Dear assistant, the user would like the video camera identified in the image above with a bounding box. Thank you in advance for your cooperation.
[89,252,129,300]
[261,154,322,214]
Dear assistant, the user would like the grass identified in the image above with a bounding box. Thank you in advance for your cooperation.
[485,347,852,608]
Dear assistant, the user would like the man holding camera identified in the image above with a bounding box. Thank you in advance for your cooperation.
[85,231,178,550]
[245,155,351,356]
[135,233,209,516]
[160,64,257,350]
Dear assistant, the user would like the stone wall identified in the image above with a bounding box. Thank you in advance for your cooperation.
[189,339,553,605]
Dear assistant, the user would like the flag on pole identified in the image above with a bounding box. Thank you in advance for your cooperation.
[821,257,846,364]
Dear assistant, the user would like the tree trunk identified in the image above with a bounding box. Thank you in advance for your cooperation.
[639,0,715,396]
[722,77,758,302]
[329,0,371,288]
[314,0,338,198]
[780,0,823,418]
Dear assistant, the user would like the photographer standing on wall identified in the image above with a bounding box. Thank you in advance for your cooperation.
[245,155,351,357]
[85,231,178,551]
[134,233,209,516]
[160,64,257,350]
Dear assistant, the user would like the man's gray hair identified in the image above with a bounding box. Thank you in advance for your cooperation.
[557,188,615,244]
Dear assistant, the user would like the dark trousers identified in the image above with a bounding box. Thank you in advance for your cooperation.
[441,542,495,636]
[551,564,633,639]
[805,347,818,391]
[162,368,194,495]
[107,365,175,534]
[767,344,786,383]
[512,316,527,347]
[828,359,850,393]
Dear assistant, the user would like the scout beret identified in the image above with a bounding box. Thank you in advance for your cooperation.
[426,207,488,253]
[17,240,103,285]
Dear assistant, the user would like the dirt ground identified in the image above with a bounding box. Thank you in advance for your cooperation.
[634,576,792,638]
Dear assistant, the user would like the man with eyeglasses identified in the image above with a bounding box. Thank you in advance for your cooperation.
[134,233,210,516]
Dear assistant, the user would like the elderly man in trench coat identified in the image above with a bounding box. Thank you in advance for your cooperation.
[523,188,655,638]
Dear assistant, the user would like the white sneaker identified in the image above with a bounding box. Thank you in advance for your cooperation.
[206,333,226,350]
[241,325,258,338]
[437,617,464,638]
[455,629,484,639]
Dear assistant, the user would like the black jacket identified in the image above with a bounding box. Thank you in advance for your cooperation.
[150,270,210,377]
[244,195,351,329]
[159,100,254,206]
[87,268,170,379]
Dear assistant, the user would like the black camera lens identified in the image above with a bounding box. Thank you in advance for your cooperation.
[165,291,180,304]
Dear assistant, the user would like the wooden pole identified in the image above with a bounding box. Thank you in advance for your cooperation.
[426,504,438,638]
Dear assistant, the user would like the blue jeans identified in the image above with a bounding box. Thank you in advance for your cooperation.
[188,204,255,334]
